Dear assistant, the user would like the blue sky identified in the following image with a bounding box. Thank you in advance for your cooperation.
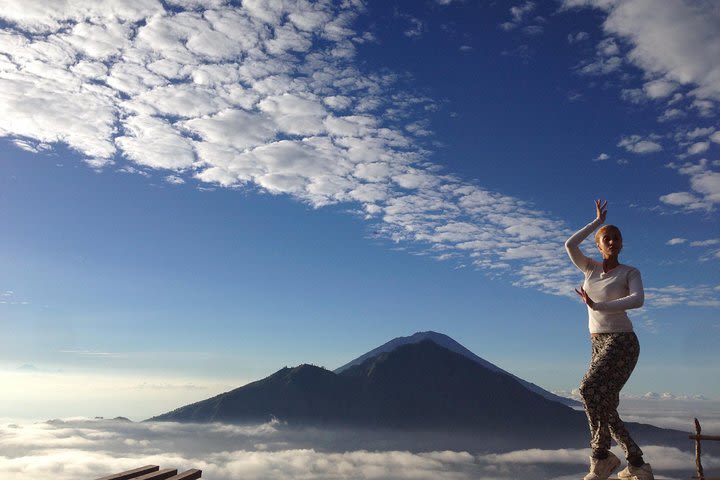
[0,0,719,420]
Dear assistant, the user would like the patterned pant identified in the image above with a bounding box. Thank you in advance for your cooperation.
[579,332,643,460]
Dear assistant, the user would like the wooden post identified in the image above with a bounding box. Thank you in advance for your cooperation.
[695,418,705,480]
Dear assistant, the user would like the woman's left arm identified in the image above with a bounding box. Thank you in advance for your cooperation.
[593,268,645,312]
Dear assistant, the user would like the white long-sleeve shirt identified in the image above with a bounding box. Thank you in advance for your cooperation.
[565,218,644,333]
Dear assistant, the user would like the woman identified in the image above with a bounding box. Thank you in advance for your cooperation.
[565,200,654,480]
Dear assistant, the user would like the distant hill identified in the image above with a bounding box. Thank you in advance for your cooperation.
[150,339,582,437]
[335,331,581,407]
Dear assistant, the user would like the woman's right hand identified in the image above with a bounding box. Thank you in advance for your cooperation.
[575,287,596,310]
[595,199,607,223]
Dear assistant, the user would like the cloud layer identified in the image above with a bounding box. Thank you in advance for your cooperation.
[2,418,717,480]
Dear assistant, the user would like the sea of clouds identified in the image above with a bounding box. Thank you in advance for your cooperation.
[3,402,720,480]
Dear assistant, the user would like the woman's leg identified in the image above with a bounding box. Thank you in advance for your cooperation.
[579,333,642,460]
[607,333,643,461]
[580,335,612,458]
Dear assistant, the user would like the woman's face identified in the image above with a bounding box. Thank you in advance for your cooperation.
[597,229,623,258]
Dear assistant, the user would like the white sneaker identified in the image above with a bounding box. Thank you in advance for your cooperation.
[617,463,654,480]
[583,451,621,480]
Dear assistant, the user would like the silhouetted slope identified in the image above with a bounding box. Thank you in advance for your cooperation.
[152,364,356,424]
[335,331,581,407]
[150,340,583,437]
[339,340,581,432]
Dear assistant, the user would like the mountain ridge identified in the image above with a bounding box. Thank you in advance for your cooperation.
[335,331,580,407]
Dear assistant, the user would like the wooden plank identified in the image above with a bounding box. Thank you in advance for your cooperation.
[167,469,202,480]
[134,468,178,480]
[95,465,159,480]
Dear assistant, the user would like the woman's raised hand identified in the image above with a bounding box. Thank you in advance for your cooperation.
[595,199,607,223]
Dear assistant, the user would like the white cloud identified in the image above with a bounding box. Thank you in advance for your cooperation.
[662,159,720,211]
[500,2,543,34]
[511,2,536,23]
[115,116,196,170]
[690,239,720,248]
[692,171,720,203]
[323,95,352,111]
[0,0,164,34]
[692,99,716,117]
[578,56,622,75]
[667,238,720,262]
[618,398,720,431]
[403,17,425,38]
[481,448,588,465]
[645,285,720,308]
[711,131,720,144]
[481,444,720,474]
[620,88,645,104]
[657,108,684,123]
[685,238,720,261]
[499,22,516,32]
[257,94,327,136]
[11,138,53,153]
[567,31,589,44]
[59,21,131,60]
[688,141,710,155]
[564,0,720,101]
[522,25,544,36]
[0,288,30,306]
[659,191,703,209]
[124,84,229,118]
[597,37,619,57]
[0,70,117,158]
[643,79,677,99]
[593,153,610,162]
[686,127,715,140]
[184,109,276,151]
[165,175,185,185]
[617,135,662,154]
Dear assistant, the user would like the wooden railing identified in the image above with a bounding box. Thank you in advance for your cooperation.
[94,465,202,480]
[690,418,720,480]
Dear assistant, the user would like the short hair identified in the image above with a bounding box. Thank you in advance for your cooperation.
[595,224,622,244]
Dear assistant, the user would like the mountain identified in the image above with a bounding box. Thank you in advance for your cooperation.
[150,339,582,437]
[335,331,581,407]
[149,335,689,452]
